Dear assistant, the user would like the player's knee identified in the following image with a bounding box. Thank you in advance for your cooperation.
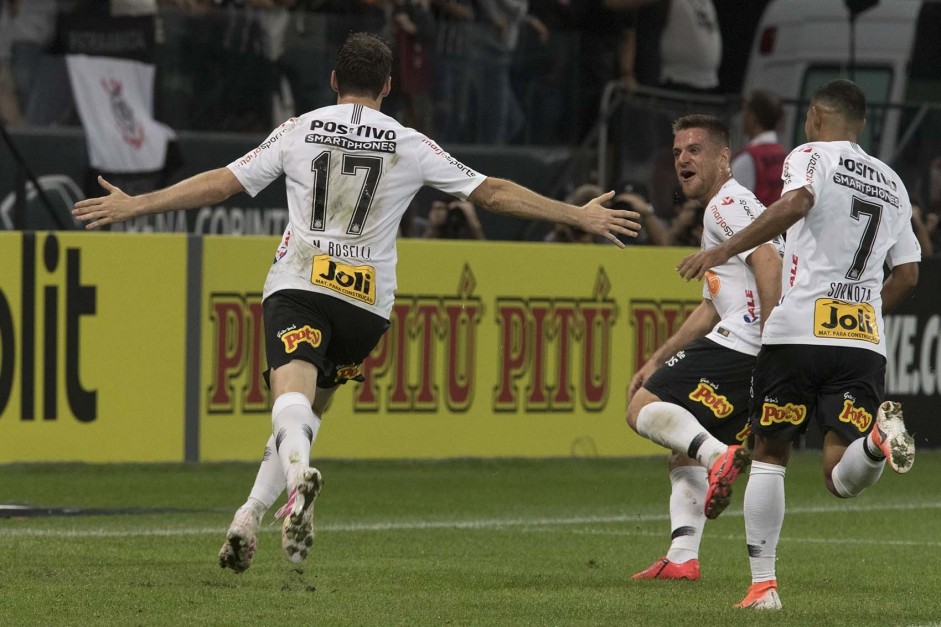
[824,472,847,498]
[626,395,648,431]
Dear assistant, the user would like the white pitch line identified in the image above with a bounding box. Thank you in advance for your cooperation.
[0,500,939,539]
[563,527,941,548]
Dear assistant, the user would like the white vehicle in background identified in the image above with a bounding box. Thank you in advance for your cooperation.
[741,0,940,168]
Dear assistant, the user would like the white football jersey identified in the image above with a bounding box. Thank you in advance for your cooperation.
[763,141,922,355]
[701,179,783,356]
[228,104,486,318]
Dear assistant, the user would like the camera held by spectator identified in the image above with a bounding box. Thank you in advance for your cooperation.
[423,199,486,240]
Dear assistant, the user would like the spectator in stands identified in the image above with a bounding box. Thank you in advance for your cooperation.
[666,194,703,247]
[430,0,474,142]
[731,89,786,207]
[911,199,934,258]
[0,0,59,126]
[509,0,567,143]
[391,0,436,134]
[422,198,487,239]
[568,0,654,138]
[467,0,537,144]
[545,184,603,243]
[658,0,721,93]
[607,181,671,246]
[928,156,941,255]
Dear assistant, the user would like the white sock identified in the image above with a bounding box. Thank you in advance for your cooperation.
[665,466,708,563]
[271,392,321,479]
[636,402,727,468]
[244,435,287,511]
[744,460,786,583]
[831,437,885,497]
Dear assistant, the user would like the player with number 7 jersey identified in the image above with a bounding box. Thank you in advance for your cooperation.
[762,139,920,355]
[676,78,920,611]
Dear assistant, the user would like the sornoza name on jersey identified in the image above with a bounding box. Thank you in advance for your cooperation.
[305,119,397,153]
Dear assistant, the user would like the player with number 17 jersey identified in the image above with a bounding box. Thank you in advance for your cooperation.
[227,103,486,320]
[763,141,921,356]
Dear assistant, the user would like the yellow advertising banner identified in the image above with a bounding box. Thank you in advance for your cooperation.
[199,236,275,461]
[199,237,701,460]
[0,232,187,462]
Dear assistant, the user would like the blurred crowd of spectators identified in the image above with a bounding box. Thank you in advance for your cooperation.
[2,0,940,254]
[1,0,762,143]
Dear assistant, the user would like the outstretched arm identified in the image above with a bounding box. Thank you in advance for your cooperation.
[676,187,813,280]
[468,177,641,248]
[72,168,245,230]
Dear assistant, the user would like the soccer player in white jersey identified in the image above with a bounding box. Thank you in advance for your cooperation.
[678,79,920,609]
[626,115,783,581]
[72,32,642,573]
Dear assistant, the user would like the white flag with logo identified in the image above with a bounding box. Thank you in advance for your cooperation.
[66,54,176,173]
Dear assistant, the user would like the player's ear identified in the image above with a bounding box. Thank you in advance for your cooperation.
[381,76,391,98]
[330,71,339,94]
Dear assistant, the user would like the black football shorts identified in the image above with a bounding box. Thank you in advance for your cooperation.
[263,289,390,389]
[643,337,755,445]
[749,343,886,443]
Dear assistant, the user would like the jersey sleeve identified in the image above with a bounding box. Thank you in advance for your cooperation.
[781,143,831,201]
[415,136,487,199]
[226,118,298,197]
[887,223,922,268]
[885,182,922,267]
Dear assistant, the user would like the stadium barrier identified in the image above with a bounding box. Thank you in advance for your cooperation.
[1,232,938,463]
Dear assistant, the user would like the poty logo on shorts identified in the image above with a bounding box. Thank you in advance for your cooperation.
[838,399,873,432]
[759,401,807,426]
[688,381,733,418]
[336,364,364,381]
[281,325,322,353]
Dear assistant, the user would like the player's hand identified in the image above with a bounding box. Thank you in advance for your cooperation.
[72,176,139,230]
[628,361,657,400]
[579,190,641,249]
[677,246,730,280]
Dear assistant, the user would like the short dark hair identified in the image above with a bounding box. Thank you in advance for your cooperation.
[672,114,730,148]
[745,90,784,130]
[811,79,866,123]
[334,32,392,99]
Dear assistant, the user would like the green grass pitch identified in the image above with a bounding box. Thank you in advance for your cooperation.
[1,452,940,626]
